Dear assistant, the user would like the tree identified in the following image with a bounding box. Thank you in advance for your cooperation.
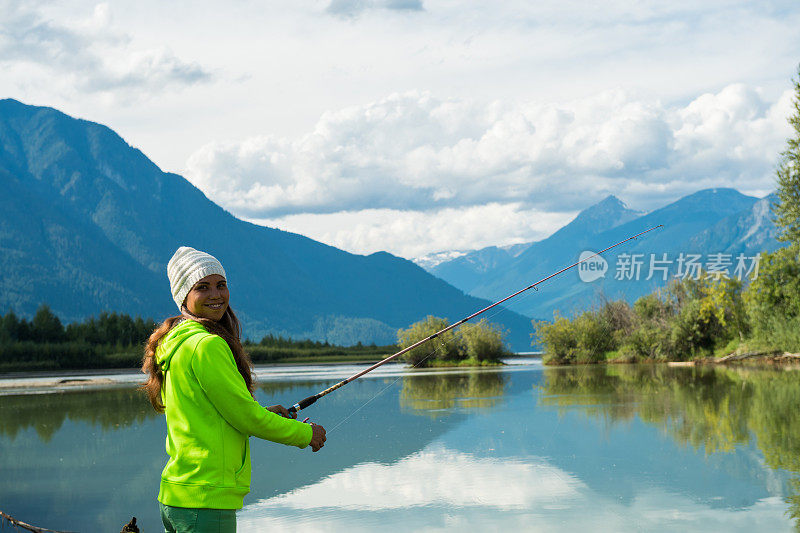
[774,65,800,248]
[31,305,64,343]
[397,316,461,366]
[744,247,800,349]
[0,310,21,343]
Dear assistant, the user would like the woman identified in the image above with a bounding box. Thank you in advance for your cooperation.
[142,246,326,532]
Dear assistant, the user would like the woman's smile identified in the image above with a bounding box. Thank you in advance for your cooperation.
[185,274,229,320]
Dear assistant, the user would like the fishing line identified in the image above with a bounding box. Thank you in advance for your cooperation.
[325,264,626,433]
[326,311,517,433]
[289,225,663,422]
[322,228,656,528]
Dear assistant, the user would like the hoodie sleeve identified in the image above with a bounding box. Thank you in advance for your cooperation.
[191,335,312,448]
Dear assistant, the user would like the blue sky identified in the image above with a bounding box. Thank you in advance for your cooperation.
[2,1,799,258]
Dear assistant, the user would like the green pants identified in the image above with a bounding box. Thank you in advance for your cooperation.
[159,502,237,533]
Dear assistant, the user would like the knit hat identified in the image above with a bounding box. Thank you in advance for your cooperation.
[167,246,227,309]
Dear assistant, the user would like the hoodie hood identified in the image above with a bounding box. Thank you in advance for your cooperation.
[156,319,209,372]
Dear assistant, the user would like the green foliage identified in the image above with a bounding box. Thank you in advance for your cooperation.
[245,339,397,364]
[64,312,156,346]
[669,299,717,359]
[537,277,752,364]
[256,333,332,349]
[0,305,399,371]
[0,308,156,372]
[460,319,511,362]
[738,65,800,355]
[0,309,22,343]
[618,294,671,361]
[744,247,800,351]
[397,316,462,366]
[774,65,800,247]
[534,301,628,364]
[533,314,577,364]
[397,315,509,367]
[31,305,65,343]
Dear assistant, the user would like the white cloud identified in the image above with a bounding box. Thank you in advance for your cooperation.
[0,2,211,97]
[248,204,572,258]
[186,84,791,218]
[238,444,794,532]
[2,1,798,258]
[246,446,582,511]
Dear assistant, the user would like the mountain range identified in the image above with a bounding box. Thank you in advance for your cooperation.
[420,189,784,320]
[0,99,533,350]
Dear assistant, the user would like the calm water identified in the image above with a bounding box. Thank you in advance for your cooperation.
[1,361,799,532]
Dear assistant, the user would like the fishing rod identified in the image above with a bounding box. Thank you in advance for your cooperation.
[288,224,663,415]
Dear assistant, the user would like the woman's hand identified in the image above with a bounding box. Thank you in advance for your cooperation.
[309,423,326,452]
[267,405,296,419]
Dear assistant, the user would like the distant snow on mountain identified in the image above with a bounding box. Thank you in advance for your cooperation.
[414,250,469,270]
[421,188,783,321]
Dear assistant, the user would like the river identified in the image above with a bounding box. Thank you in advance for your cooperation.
[1,360,798,532]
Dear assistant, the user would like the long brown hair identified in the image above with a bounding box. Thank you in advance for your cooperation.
[141,306,254,413]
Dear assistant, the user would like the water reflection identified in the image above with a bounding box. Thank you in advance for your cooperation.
[240,442,792,533]
[2,363,799,532]
[399,370,507,416]
[539,364,800,526]
[0,388,157,442]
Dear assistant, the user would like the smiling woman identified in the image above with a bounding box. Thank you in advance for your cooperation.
[140,246,327,533]
[185,274,230,321]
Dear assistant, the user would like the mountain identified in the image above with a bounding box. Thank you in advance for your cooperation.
[424,189,783,320]
[688,194,782,254]
[425,195,642,295]
[0,99,533,350]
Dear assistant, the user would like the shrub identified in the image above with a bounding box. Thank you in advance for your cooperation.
[398,316,510,367]
[397,316,461,366]
[535,308,614,365]
[533,314,579,365]
[460,319,510,362]
[665,276,748,359]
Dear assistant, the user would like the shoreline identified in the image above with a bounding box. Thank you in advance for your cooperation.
[542,351,800,367]
[0,356,541,394]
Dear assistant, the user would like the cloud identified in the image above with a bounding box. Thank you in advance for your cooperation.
[244,445,583,513]
[248,204,572,258]
[327,0,424,18]
[238,444,793,532]
[185,84,792,219]
[0,2,211,95]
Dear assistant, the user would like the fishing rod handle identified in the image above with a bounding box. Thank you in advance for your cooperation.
[288,378,350,413]
[288,394,319,414]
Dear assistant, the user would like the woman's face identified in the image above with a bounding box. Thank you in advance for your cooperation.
[185,274,229,321]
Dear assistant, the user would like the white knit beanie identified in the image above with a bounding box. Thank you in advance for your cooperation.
[167,246,227,309]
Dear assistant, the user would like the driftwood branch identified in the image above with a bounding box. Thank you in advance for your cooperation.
[0,511,74,533]
[709,351,800,364]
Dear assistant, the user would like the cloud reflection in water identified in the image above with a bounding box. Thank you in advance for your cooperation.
[244,444,581,513]
[240,443,792,532]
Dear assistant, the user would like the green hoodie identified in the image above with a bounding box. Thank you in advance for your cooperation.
[156,319,312,509]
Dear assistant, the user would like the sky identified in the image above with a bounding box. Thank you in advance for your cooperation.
[2,0,799,259]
